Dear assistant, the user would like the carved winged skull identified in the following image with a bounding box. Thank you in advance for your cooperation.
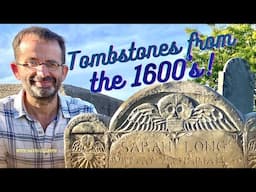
[114,94,239,136]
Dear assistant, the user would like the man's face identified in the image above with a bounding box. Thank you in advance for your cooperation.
[12,34,68,101]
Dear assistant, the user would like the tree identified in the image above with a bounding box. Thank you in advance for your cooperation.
[185,24,256,89]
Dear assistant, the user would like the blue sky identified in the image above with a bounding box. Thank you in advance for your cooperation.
[0,24,213,100]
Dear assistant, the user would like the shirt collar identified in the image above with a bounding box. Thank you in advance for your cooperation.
[13,89,26,119]
[13,89,70,119]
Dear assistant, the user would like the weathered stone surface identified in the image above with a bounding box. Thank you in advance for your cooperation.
[218,58,255,114]
[245,112,256,168]
[108,131,244,168]
[64,113,109,168]
[65,81,256,168]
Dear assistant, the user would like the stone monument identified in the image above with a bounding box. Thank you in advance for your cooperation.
[65,81,256,168]
[218,58,255,114]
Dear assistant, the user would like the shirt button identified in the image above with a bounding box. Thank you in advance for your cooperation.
[38,130,44,135]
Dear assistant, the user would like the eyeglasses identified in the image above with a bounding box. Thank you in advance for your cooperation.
[16,60,64,71]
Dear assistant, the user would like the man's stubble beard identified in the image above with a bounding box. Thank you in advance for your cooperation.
[24,78,61,102]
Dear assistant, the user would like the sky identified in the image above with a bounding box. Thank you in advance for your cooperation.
[0,24,213,101]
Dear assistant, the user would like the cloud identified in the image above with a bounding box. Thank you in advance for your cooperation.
[0,24,212,100]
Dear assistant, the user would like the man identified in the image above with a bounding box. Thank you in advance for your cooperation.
[0,26,97,168]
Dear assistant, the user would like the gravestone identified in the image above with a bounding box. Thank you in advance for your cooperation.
[218,58,255,114]
[65,81,256,168]
[244,112,256,168]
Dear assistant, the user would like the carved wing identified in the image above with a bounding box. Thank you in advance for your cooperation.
[184,104,239,132]
[114,103,166,132]
[72,139,83,152]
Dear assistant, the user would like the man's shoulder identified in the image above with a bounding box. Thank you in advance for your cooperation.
[60,95,97,113]
[0,95,16,106]
[60,95,91,105]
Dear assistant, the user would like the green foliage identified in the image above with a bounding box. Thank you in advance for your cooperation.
[185,24,256,90]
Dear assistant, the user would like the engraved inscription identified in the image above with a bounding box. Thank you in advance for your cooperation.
[109,131,245,168]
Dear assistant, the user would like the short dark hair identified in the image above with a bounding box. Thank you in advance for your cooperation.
[12,26,66,64]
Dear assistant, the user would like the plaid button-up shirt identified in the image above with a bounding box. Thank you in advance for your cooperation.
[0,90,97,168]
